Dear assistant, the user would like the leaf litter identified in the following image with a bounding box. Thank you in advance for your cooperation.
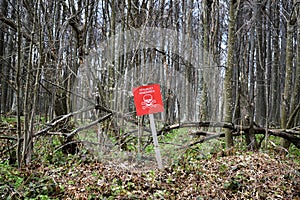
[10,151,299,199]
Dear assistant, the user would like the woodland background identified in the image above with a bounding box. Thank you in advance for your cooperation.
[1,0,300,164]
[1,0,300,198]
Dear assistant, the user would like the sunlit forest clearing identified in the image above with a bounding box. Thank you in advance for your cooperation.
[1,0,300,199]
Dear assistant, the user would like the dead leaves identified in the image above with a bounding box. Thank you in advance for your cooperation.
[44,152,300,199]
[1,152,300,199]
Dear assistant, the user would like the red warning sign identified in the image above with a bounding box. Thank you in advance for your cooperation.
[133,84,164,116]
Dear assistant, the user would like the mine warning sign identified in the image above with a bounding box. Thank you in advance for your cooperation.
[133,83,164,169]
[132,84,164,116]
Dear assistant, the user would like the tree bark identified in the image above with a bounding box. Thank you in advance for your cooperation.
[281,1,297,149]
[290,2,300,128]
[0,0,8,117]
[270,2,280,125]
[224,0,240,148]
[255,0,266,126]
[16,0,22,168]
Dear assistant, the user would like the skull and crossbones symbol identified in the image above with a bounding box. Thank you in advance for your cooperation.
[141,94,156,109]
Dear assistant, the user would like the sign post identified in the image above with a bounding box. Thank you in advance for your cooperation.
[149,113,163,169]
[133,84,164,169]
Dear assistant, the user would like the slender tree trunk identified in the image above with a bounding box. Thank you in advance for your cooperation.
[0,0,8,118]
[16,0,22,168]
[295,5,300,125]
[22,1,37,164]
[224,0,240,148]
[271,2,280,125]
[281,6,296,149]
[200,0,209,124]
[289,1,300,128]
[264,0,272,147]
[255,0,266,126]
[246,22,258,150]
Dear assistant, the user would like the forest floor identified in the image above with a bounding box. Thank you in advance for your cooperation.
[1,119,300,199]
[1,150,300,199]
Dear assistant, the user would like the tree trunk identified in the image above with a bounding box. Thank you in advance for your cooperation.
[16,0,22,168]
[295,5,300,125]
[224,0,240,148]
[281,2,296,149]
[255,0,266,126]
[289,1,300,128]
[270,2,280,125]
[200,0,210,124]
[0,0,8,117]
[245,6,258,150]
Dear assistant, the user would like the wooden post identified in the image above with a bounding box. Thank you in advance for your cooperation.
[149,113,163,169]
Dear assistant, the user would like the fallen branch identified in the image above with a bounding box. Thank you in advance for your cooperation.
[34,106,95,137]
[159,121,237,135]
[269,130,300,149]
[65,113,112,140]
[176,122,300,149]
[107,116,300,151]
[185,132,225,148]
[0,136,17,140]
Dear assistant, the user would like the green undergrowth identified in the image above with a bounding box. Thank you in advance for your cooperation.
[1,145,300,199]
[1,118,300,199]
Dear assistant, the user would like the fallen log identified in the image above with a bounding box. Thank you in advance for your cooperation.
[115,120,300,150]
[182,123,300,149]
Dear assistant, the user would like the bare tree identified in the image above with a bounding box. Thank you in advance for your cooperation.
[224,0,240,148]
[281,1,297,150]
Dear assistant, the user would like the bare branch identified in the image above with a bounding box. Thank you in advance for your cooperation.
[0,15,34,42]
[34,106,95,137]
[65,113,112,139]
